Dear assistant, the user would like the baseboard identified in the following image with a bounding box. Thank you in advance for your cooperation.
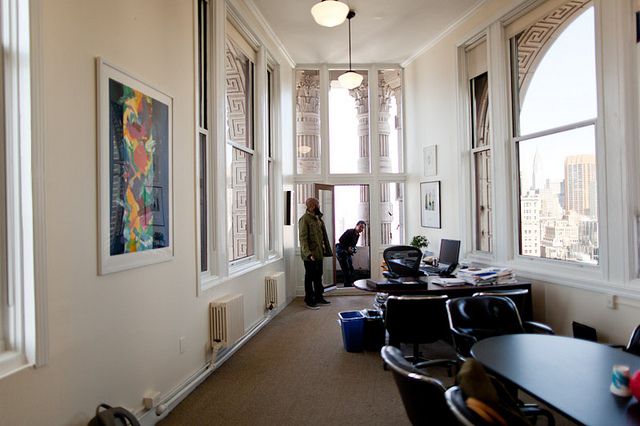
[137,301,289,425]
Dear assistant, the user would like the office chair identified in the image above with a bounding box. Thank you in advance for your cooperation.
[380,345,457,425]
[385,295,456,372]
[446,296,554,361]
[382,245,422,278]
[571,321,598,342]
[445,386,555,426]
[625,324,640,356]
[473,288,531,321]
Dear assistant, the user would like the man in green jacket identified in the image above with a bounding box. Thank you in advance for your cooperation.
[299,197,333,309]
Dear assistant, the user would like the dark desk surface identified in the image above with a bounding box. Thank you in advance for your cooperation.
[472,334,640,426]
[354,278,533,320]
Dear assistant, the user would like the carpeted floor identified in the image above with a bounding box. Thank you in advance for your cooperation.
[159,295,576,426]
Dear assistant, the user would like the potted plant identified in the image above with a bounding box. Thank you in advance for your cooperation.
[409,235,430,251]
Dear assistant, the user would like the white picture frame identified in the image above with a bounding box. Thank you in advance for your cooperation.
[420,181,441,228]
[97,58,174,274]
[424,145,437,176]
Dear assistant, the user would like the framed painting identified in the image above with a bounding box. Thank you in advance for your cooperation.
[97,58,173,274]
[420,181,441,228]
[424,145,437,176]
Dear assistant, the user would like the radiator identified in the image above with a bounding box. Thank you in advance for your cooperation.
[265,272,283,310]
[209,294,244,349]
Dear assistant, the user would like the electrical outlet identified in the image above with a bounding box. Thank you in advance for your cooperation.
[606,294,616,309]
[179,336,185,354]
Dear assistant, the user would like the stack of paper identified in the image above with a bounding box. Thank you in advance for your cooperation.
[431,277,466,287]
[456,267,516,286]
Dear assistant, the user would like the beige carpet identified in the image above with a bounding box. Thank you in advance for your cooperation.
[159,295,575,426]
[159,295,412,426]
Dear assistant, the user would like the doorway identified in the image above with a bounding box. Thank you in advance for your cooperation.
[314,184,371,289]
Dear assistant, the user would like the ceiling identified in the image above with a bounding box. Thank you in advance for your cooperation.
[249,0,484,65]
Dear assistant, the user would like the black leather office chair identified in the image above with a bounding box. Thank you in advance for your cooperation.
[380,345,456,425]
[473,288,531,321]
[385,295,456,370]
[625,325,640,356]
[383,245,422,277]
[572,321,598,342]
[446,296,554,361]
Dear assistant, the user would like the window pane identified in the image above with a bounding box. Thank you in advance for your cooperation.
[226,146,253,261]
[197,0,208,130]
[378,70,403,173]
[295,70,321,175]
[329,70,369,174]
[225,38,254,149]
[471,73,489,148]
[514,5,595,136]
[518,125,598,263]
[474,149,492,252]
[199,133,208,272]
[267,160,274,252]
[380,182,404,245]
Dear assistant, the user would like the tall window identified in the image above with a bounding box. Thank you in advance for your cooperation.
[467,40,492,252]
[198,0,210,272]
[1,0,38,376]
[225,23,255,262]
[267,67,275,253]
[329,70,369,174]
[510,2,598,264]
[295,70,321,175]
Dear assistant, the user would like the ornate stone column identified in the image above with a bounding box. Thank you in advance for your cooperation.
[296,71,321,175]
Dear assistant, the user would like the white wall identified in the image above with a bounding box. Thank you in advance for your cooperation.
[0,0,293,424]
[403,0,640,340]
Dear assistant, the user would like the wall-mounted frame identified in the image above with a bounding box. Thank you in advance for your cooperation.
[97,57,174,274]
[424,145,437,176]
[420,181,441,228]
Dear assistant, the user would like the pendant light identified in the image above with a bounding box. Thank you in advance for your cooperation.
[338,11,363,90]
[310,0,349,27]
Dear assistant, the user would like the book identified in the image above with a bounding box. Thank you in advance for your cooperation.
[431,277,466,287]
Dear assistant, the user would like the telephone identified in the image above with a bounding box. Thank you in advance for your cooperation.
[438,262,458,278]
[88,404,140,426]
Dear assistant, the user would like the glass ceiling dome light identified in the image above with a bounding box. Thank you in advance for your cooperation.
[311,0,349,27]
[338,11,363,90]
[338,71,363,90]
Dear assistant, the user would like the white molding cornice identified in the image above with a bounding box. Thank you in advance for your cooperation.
[242,0,296,68]
[401,0,488,68]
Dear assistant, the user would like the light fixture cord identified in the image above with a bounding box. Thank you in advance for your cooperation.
[348,16,352,71]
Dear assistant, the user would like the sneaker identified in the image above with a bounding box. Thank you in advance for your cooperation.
[317,298,331,305]
[305,303,320,310]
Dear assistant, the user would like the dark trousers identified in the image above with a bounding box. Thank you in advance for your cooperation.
[337,252,355,286]
[303,260,324,305]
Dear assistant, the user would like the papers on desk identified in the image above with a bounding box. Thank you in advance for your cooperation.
[431,277,466,287]
[455,267,516,286]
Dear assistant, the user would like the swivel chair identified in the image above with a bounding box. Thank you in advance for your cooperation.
[382,245,422,278]
[380,345,456,425]
[446,296,554,362]
[625,324,640,356]
[385,295,456,372]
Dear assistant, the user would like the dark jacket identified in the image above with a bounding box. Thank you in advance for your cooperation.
[299,211,332,260]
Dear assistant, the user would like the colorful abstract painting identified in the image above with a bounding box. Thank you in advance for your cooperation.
[108,79,170,256]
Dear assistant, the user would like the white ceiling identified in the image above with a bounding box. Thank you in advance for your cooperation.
[249,0,484,65]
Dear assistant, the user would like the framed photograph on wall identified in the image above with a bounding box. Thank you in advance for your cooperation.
[97,57,174,274]
[420,181,441,228]
[424,145,437,176]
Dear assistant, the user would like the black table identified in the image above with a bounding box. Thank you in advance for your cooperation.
[472,334,640,426]
[354,278,533,320]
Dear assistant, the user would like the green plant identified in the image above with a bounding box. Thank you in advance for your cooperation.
[409,235,429,249]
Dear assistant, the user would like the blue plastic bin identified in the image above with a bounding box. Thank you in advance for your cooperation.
[338,310,365,352]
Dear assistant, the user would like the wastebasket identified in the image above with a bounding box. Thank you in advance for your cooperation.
[361,309,385,351]
[338,311,365,352]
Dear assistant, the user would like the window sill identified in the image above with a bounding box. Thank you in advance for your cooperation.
[199,256,283,294]
[465,253,640,301]
[0,351,30,381]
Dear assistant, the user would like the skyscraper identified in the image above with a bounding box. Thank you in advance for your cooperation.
[564,154,596,216]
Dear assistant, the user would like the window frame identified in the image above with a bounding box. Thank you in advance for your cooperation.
[0,0,47,378]
[196,0,282,292]
[458,0,640,292]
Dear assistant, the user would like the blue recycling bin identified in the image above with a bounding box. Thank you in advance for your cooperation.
[338,310,365,352]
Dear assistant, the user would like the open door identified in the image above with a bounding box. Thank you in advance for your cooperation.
[314,184,336,290]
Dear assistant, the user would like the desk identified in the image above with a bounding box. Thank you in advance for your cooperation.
[354,278,532,320]
[472,334,640,426]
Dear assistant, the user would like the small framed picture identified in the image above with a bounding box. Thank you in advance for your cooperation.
[420,181,441,228]
[424,145,437,176]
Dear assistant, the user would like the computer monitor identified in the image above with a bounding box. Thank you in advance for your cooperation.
[438,239,461,268]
